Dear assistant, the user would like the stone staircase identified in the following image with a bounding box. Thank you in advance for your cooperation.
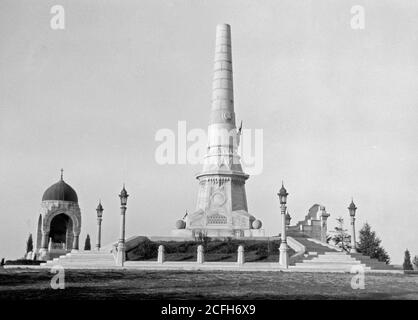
[289,236,398,273]
[349,253,397,271]
[291,251,371,272]
[40,251,117,269]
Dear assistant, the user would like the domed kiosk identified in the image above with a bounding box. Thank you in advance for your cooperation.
[35,170,82,260]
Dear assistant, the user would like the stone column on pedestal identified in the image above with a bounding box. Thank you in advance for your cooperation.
[96,201,103,251]
[237,245,245,265]
[278,183,289,268]
[348,199,358,253]
[116,185,128,266]
[116,206,126,266]
[96,218,102,251]
[158,245,165,264]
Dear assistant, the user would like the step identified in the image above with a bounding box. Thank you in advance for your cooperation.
[42,262,116,267]
[295,262,365,267]
[59,257,115,261]
[294,263,370,270]
[314,254,356,259]
[289,265,371,272]
[324,252,349,255]
[309,257,362,264]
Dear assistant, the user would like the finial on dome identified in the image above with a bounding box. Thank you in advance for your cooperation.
[60,168,64,181]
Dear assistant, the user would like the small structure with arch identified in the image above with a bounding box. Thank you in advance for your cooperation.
[35,171,82,260]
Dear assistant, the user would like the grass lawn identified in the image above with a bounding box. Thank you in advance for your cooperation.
[0,269,417,300]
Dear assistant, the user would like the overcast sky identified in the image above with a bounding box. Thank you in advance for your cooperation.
[0,0,417,264]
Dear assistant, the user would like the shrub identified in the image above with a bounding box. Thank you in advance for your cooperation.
[127,239,158,260]
[26,234,33,254]
[84,234,91,251]
[5,259,45,266]
[403,249,413,271]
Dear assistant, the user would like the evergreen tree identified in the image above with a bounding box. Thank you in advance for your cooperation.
[357,223,390,264]
[413,256,418,270]
[403,249,413,270]
[84,234,91,251]
[26,233,33,254]
[329,217,351,252]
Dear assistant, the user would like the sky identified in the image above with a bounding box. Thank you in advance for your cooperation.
[0,0,417,264]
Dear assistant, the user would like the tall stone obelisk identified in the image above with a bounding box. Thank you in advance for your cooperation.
[174,24,264,238]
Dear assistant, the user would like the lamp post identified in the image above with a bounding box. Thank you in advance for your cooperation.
[285,211,291,230]
[348,199,358,253]
[320,206,330,243]
[116,185,129,266]
[96,201,104,251]
[278,182,289,268]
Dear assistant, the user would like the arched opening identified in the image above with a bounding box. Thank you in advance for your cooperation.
[49,213,73,250]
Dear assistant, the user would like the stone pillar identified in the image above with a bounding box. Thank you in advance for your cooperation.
[320,206,330,243]
[38,232,49,260]
[96,217,102,251]
[350,216,357,253]
[279,204,289,268]
[197,245,204,264]
[116,205,127,266]
[72,234,79,252]
[237,245,245,265]
[40,232,49,250]
[158,245,165,264]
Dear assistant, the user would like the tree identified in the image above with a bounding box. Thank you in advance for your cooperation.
[413,256,418,270]
[26,233,33,254]
[84,234,91,251]
[328,217,351,252]
[403,249,413,271]
[357,223,390,264]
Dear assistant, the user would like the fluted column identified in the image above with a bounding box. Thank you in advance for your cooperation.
[210,24,235,127]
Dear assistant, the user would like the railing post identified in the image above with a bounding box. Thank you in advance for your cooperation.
[197,245,204,264]
[237,245,245,265]
[158,245,165,264]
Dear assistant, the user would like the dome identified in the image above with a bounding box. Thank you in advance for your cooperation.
[42,178,78,203]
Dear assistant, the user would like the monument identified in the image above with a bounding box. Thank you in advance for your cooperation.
[35,170,82,260]
[173,24,264,238]
[287,204,330,243]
